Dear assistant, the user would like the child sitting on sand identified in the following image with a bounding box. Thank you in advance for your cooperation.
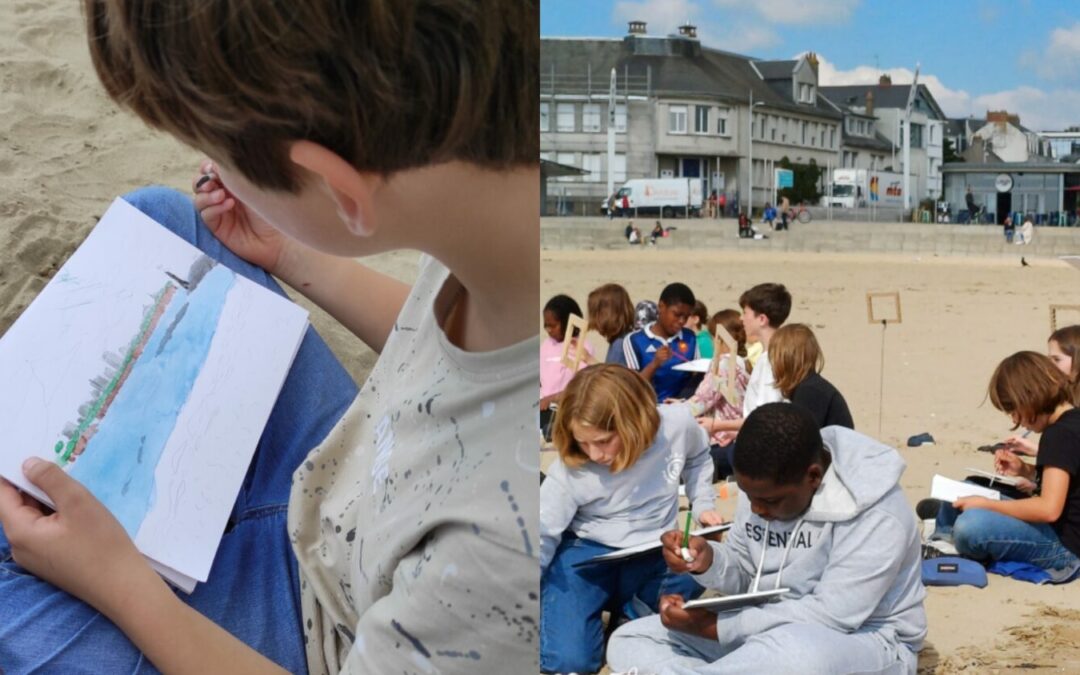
[587,283,637,367]
[541,293,594,436]
[688,310,750,480]
[770,324,854,430]
[624,283,699,401]
[0,1,538,672]
[540,364,723,674]
[928,352,1080,582]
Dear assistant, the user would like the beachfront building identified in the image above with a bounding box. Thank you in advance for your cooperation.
[942,163,1080,225]
[945,111,1053,164]
[820,77,946,202]
[820,90,894,172]
[1036,126,1080,162]
[540,23,842,215]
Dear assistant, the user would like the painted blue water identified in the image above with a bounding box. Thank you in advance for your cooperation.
[68,264,236,538]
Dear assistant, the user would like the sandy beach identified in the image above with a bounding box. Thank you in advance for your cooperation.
[542,247,1080,672]
[0,0,416,386]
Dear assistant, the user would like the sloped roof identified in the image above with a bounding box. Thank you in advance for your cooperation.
[819,84,946,120]
[756,60,797,80]
[540,37,841,120]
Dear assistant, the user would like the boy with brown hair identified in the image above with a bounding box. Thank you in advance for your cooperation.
[740,282,792,417]
[0,1,539,673]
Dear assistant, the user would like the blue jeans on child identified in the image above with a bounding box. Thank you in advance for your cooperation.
[935,503,1080,583]
[0,187,359,673]
[540,532,703,674]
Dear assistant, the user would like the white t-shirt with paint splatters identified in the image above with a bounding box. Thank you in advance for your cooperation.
[288,255,539,674]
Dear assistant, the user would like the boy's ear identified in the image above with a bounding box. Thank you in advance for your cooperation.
[806,463,825,490]
[288,141,378,236]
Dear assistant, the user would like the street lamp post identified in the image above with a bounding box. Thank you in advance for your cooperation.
[748,90,766,216]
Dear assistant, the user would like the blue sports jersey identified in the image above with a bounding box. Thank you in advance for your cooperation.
[622,324,697,400]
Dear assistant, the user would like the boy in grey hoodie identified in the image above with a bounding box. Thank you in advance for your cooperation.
[607,403,926,674]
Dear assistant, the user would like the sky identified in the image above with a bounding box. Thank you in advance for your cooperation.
[540,0,1080,132]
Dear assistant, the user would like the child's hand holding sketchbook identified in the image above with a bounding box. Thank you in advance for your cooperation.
[0,198,307,592]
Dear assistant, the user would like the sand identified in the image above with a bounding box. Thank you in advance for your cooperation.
[0,0,417,386]
[542,248,1080,672]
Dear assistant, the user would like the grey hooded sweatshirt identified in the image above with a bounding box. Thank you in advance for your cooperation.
[695,425,927,653]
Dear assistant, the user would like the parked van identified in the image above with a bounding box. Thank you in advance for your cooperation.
[604,178,704,218]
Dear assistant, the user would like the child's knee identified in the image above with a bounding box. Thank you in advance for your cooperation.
[121,186,198,237]
[952,509,992,555]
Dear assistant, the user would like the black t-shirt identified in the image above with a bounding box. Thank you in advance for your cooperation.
[1037,408,1080,556]
[790,372,855,430]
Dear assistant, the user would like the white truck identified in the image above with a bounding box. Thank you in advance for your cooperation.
[825,169,904,208]
[605,178,704,218]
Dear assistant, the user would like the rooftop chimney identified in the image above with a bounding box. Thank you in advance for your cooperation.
[628,20,647,35]
[865,90,874,117]
[806,52,819,76]
[879,74,892,87]
[677,23,697,39]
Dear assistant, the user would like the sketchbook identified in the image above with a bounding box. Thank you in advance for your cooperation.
[930,475,1002,503]
[0,198,309,592]
[672,358,712,373]
[682,587,789,612]
[572,524,732,567]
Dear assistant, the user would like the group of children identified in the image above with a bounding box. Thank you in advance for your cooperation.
[540,281,899,674]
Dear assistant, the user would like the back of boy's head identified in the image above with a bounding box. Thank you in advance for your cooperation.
[659,282,695,308]
[734,403,823,485]
[544,294,581,332]
[587,284,634,340]
[552,364,659,473]
[738,283,791,328]
[989,351,1071,427]
[84,0,538,191]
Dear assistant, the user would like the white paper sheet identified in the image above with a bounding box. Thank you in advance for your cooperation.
[683,587,789,611]
[930,474,1002,502]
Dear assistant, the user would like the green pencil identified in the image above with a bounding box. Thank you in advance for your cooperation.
[680,511,693,562]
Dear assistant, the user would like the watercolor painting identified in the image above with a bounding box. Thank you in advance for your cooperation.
[58,255,235,537]
[0,197,308,590]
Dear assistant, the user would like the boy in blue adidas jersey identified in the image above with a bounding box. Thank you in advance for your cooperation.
[623,283,698,400]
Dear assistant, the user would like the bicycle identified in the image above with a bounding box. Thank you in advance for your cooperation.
[784,202,812,225]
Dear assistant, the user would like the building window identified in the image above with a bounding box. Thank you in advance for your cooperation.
[910,123,924,148]
[716,107,729,135]
[820,127,826,147]
[846,118,853,134]
[797,83,815,103]
[612,153,627,182]
[582,153,602,181]
[669,105,688,134]
[540,102,549,132]
[857,120,866,135]
[801,121,806,145]
[555,152,576,180]
[694,105,710,134]
[771,126,777,141]
[556,103,575,132]
[614,103,627,133]
[830,127,836,148]
[582,104,601,132]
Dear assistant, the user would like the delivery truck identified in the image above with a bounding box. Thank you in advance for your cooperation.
[604,178,704,218]
[825,169,904,208]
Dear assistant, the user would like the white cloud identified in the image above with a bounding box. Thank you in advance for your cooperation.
[712,0,860,25]
[1033,23,1080,81]
[812,53,974,118]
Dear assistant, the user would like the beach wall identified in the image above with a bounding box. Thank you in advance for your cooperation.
[542,218,1080,258]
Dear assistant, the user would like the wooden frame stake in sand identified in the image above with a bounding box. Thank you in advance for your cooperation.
[560,314,588,371]
[866,291,902,437]
[710,324,741,407]
[866,291,902,325]
[1049,305,1080,332]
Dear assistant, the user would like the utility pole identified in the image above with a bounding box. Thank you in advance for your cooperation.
[606,68,616,202]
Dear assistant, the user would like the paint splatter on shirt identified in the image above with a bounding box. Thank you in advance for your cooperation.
[288,255,539,673]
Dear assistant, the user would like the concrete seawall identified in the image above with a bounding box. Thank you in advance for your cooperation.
[542,217,1080,258]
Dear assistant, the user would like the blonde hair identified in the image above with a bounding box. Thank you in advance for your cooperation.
[989,351,1072,429]
[586,283,635,343]
[552,364,660,473]
[769,324,824,399]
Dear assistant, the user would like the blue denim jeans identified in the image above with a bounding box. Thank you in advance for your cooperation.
[935,503,1080,581]
[540,533,703,674]
[0,187,359,673]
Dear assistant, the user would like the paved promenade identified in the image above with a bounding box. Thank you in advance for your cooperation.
[542,217,1080,258]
